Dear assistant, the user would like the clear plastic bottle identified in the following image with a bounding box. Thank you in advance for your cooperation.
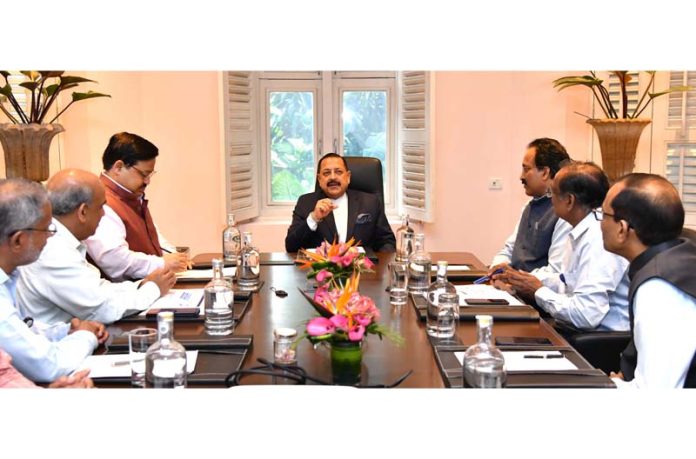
[426,261,458,338]
[222,212,241,267]
[236,231,260,290]
[395,214,415,262]
[145,312,187,388]
[204,258,235,336]
[407,233,431,295]
[463,315,506,388]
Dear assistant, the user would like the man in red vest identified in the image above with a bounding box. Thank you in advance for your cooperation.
[85,132,189,281]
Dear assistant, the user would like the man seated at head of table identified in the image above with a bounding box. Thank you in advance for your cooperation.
[600,173,696,388]
[489,138,572,279]
[17,169,176,326]
[84,132,189,281]
[0,178,106,383]
[285,153,396,253]
[493,161,630,333]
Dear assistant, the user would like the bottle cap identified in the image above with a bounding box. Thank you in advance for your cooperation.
[274,327,297,339]
[475,314,493,327]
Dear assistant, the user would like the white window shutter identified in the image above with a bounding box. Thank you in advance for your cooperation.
[608,71,640,118]
[223,71,259,222]
[398,71,434,222]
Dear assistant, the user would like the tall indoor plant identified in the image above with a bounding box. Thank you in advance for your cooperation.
[553,71,691,182]
[0,71,110,181]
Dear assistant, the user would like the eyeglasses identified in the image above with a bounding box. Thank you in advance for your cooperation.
[593,208,632,227]
[20,222,58,235]
[130,165,157,180]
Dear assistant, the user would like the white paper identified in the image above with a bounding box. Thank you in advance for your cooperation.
[138,289,204,317]
[454,350,577,371]
[75,351,199,378]
[455,284,524,306]
[175,267,236,281]
[431,264,471,272]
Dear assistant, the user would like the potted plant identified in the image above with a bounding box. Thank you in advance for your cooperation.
[553,71,692,181]
[0,71,110,181]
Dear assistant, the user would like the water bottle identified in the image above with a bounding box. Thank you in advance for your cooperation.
[395,214,415,262]
[463,315,506,388]
[407,233,431,295]
[426,261,458,338]
[222,212,241,266]
[204,258,235,336]
[145,312,187,388]
[236,231,260,290]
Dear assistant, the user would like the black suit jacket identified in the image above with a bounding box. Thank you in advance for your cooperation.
[285,189,396,253]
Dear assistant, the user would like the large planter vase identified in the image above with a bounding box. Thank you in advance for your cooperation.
[330,340,363,385]
[587,118,651,183]
[0,123,64,182]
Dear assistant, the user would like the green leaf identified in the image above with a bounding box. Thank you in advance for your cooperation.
[59,76,96,86]
[39,71,64,79]
[71,91,111,102]
[0,84,13,97]
[45,84,60,97]
[648,86,694,100]
[19,81,39,91]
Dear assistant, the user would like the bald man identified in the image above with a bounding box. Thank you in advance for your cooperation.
[600,173,696,388]
[17,169,176,326]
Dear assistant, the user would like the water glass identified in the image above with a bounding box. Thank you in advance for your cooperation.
[389,261,409,306]
[435,292,459,339]
[128,327,157,388]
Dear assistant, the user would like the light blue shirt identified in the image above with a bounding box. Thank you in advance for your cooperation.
[0,267,97,382]
[534,212,630,331]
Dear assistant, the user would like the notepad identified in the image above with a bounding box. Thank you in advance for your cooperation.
[175,267,236,281]
[431,264,471,272]
[453,350,577,371]
[145,289,203,311]
[455,284,524,306]
[75,351,199,378]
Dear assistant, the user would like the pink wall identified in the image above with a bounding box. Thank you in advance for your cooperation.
[40,71,592,263]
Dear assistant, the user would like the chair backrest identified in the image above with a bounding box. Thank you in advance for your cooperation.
[315,156,384,205]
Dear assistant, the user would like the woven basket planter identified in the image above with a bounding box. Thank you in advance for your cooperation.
[587,118,651,183]
[0,123,64,182]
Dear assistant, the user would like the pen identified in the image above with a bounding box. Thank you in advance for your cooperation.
[473,268,503,285]
[111,360,131,367]
[523,354,564,359]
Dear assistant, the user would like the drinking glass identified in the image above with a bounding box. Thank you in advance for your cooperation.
[389,261,409,306]
[128,327,157,388]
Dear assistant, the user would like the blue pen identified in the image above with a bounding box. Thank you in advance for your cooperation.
[473,268,504,285]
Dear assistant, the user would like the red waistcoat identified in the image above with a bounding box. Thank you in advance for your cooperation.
[100,174,163,256]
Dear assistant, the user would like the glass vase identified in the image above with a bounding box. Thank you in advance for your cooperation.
[330,340,362,385]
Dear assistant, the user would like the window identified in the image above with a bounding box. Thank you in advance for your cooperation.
[223,71,435,223]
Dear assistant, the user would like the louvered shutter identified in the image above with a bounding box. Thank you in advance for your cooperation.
[398,71,434,222]
[666,144,696,213]
[668,71,696,129]
[1,72,29,123]
[223,71,259,222]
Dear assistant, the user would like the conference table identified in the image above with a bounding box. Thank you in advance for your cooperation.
[101,252,614,388]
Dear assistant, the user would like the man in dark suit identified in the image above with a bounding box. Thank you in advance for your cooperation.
[285,153,396,252]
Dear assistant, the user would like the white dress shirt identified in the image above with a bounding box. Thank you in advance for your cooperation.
[17,219,161,325]
[534,213,630,331]
[0,268,97,383]
[84,174,175,281]
[613,278,696,388]
[491,201,571,277]
[306,192,349,243]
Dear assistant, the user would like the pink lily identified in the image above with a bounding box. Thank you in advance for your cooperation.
[306,317,335,336]
[329,314,349,330]
[316,269,333,283]
[354,314,372,326]
[348,325,366,341]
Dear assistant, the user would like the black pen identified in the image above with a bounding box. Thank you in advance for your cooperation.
[523,354,564,359]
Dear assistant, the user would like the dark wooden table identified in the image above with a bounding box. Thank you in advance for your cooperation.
[105,252,580,388]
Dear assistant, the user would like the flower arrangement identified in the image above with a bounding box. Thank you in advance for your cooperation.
[296,237,375,288]
[296,239,402,345]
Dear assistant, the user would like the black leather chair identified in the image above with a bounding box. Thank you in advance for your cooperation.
[565,331,631,374]
[549,319,630,374]
[315,156,384,205]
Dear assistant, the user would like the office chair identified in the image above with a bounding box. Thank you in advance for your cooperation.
[315,155,385,206]
[565,331,631,374]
